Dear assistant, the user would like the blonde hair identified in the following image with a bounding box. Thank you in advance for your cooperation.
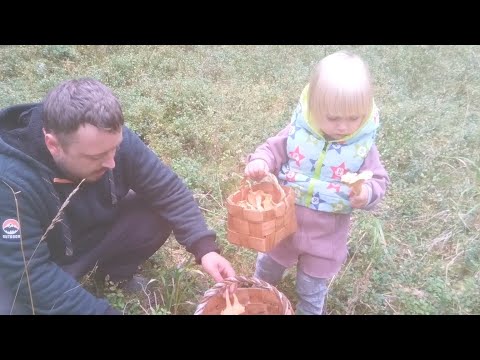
[308,51,373,123]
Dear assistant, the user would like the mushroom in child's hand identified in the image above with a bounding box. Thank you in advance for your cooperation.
[341,171,373,196]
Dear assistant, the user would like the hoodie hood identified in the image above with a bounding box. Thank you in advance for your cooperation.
[0,103,60,178]
[296,84,380,145]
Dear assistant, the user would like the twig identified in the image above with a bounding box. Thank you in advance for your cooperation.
[337,232,366,282]
[384,296,399,314]
[49,261,100,312]
[11,179,85,314]
[1,180,34,315]
[346,261,373,315]
[198,206,218,214]
[445,250,465,284]
[215,173,225,208]
[39,179,86,244]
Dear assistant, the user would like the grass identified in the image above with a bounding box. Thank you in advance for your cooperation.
[1,45,479,314]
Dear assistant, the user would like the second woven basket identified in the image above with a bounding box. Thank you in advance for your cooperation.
[194,276,294,315]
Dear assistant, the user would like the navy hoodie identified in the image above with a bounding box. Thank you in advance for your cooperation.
[0,103,219,314]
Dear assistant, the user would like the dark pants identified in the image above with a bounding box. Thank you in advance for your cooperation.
[0,192,171,314]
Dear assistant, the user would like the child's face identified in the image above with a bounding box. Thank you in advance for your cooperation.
[317,114,364,140]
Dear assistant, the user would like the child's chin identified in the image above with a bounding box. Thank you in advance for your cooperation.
[326,134,343,141]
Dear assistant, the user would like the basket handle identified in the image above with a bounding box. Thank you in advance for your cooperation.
[242,173,286,200]
[194,275,293,315]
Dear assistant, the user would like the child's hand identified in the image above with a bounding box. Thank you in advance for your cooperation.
[349,184,369,208]
[245,159,269,180]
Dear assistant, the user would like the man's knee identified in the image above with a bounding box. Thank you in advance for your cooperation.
[139,212,172,248]
[118,193,172,247]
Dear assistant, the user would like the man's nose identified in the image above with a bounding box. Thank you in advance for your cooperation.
[102,155,115,170]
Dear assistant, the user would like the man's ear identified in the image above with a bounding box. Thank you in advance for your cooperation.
[43,128,62,157]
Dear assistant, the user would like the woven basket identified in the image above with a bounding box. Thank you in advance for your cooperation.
[226,174,297,252]
[194,276,294,315]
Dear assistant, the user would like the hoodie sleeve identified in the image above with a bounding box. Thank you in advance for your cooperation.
[0,178,114,315]
[122,128,219,263]
[358,144,390,211]
[247,124,292,175]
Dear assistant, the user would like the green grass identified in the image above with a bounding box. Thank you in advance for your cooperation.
[1,45,479,314]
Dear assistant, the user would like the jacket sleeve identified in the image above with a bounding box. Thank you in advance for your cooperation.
[122,128,219,263]
[359,144,390,211]
[0,178,114,315]
[247,124,292,175]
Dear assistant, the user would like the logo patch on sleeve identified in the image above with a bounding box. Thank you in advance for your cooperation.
[2,219,21,239]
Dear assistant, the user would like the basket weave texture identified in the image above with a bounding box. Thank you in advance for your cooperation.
[226,174,297,252]
[194,276,294,315]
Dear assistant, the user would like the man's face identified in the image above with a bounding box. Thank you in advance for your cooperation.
[45,124,123,183]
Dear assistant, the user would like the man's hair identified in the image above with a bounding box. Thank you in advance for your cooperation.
[308,51,373,123]
[43,78,124,138]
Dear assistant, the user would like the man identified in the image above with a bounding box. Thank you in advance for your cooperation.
[0,78,235,315]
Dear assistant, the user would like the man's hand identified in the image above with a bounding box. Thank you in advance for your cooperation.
[201,252,236,283]
[245,159,269,180]
[201,252,237,295]
[350,184,369,209]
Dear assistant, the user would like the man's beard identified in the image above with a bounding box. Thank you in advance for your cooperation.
[54,158,83,182]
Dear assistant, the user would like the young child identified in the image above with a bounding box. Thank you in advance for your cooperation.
[245,50,390,315]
